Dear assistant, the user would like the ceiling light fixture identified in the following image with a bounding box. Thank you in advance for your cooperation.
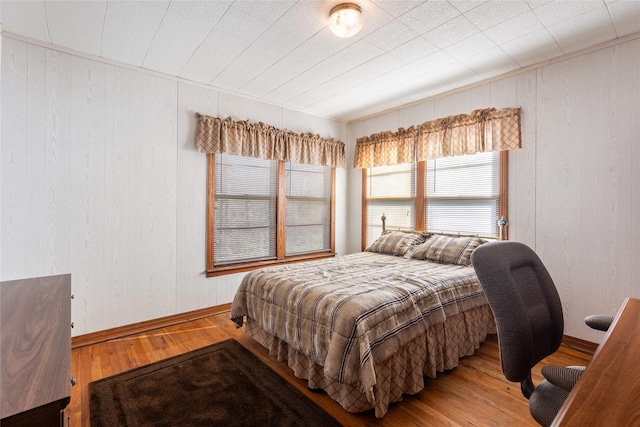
[329,3,363,38]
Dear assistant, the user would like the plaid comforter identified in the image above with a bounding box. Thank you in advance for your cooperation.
[230,252,487,394]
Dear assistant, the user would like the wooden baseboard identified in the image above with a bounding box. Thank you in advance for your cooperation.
[71,303,232,350]
[562,335,598,356]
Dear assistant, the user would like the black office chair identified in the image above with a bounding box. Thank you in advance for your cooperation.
[471,241,587,426]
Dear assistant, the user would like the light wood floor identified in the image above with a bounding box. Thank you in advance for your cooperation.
[68,312,591,427]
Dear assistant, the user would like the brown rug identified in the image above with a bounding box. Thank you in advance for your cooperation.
[89,339,342,426]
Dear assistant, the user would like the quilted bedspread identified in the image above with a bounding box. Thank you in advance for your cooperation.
[230,252,488,395]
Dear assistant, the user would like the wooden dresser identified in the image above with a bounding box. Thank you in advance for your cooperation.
[1,274,72,426]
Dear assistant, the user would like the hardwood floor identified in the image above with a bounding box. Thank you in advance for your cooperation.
[68,312,592,426]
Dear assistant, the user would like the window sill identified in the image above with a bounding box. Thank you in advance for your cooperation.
[206,251,336,277]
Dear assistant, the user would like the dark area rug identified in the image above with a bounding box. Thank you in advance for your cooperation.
[89,338,342,427]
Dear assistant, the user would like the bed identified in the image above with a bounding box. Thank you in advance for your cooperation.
[230,231,497,417]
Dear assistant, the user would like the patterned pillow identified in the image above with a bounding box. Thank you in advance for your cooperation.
[409,234,483,266]
[366,231,427,257]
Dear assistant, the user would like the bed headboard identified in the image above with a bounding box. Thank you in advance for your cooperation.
[380,214,506,241]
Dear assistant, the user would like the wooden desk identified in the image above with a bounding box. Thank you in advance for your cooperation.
[552,297,640,426]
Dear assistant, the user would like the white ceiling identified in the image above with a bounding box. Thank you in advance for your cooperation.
[1,0,640,122]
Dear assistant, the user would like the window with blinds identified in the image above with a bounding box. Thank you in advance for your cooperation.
[214,153,278,264]
[425,151,500,236]
[364,163,416,247]
[364,151,503,246]
[285,163,331,255]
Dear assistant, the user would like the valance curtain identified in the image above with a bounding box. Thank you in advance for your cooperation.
[353,107,521,168]
[417,107,521,160]
[195,113,346,168]
[352,127,416,168]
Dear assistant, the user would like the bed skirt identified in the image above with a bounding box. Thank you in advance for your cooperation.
[244,304,496,418]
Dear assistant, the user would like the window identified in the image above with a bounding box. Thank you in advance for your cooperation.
[285,163,332,256]
[362,151,507,248]
[207,153,335,276]
[363,163,416,243]
[426,151,500,236]
[214,154,278,264]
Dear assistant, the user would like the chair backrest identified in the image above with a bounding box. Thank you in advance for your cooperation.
[471,241,564,383]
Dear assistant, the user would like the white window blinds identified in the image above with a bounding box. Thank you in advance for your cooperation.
[214,153,277,264]
[365,163,416,247]
[425,151,499,236]
[285,163,331,256]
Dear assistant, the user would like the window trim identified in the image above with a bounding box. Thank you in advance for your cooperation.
[206,154,336,277]
[361,151,508,250]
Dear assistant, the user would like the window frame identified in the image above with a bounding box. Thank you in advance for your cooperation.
[206,153,336,277]
[361,151,508,250]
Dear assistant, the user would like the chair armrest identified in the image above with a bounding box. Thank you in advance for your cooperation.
[541,365,585,391]
[585,314,615,331]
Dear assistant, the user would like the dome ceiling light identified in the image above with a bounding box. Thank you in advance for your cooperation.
[329,3,363,38]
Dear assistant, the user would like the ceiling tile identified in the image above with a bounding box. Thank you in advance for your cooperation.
[178,29,251,85]
[383,64,425,84]
[369,0,424,18]
[464,0,531,30]
[483,10,545,45]
[241,29,347,98]
[429,63,483,88]
[462,46,520,79]
[283,64,385,108]
[398,1,461,34]
[101,1,168,66]
[532,0,603,26]
[402,72,445,91]
[547,6,617,54]
[606,1,640,38]
[142,1,231,76]
[214,31,305,92]
[231,0,295,23]
[412,50,459,74]
[215,5,273,42]
[45,1,107,55]
[425,15,479,49]
[266,1,327,40]
[444,32,496,61]
[526,0,553,8]
[449,0,489,14]
[391,36,440,63]
[364,19,421,52]
[1,0,50,42]
[501,27,564,67]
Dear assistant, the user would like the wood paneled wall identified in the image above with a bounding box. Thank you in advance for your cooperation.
[3,33,639,342]
[349,37,640,343]
[0,37,348,336]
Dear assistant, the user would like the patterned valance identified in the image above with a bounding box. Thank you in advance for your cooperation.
[195,113,346,168]
[353,127,416,168]
[417,107,521,161]
[353,107,521,168]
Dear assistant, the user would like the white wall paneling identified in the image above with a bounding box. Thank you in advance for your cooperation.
[3,32,640,341]
[1,38,28,279]
[176,82,216,313]
[346,121,363,254]
[349,38,640,342]
[1,36,348,336]
[508,70,537,247]
[68,55,107,332]
[25,45,48,279]
[45,48,72,279]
